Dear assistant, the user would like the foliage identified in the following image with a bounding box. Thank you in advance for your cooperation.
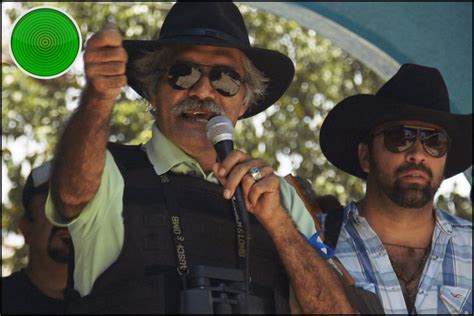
[2,2,471,276]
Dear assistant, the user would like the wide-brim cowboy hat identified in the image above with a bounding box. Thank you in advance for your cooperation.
[122,2,294,119]
[320,63,472,179]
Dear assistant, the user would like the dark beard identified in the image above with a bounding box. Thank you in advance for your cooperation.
[375,161,441,208]
[390,178,433,208]
[47,227,70,263]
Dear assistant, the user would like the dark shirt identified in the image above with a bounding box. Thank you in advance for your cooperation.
[2,269,67,314]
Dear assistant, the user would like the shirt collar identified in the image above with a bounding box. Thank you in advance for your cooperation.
[346,201,454,235]
[143,124,217,182]
[433,208,454,235]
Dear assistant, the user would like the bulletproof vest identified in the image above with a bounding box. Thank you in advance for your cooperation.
[67,143,289,314]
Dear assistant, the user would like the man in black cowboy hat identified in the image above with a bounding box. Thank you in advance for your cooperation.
[320,63,472,314]
[45,2,354,314]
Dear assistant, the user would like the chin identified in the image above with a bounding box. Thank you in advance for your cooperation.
[391,187,433,209]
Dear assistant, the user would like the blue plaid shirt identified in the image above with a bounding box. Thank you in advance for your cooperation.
[331,201,472,314]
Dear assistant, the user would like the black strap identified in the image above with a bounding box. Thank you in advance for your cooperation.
[230,196,250,314]
[343,284,385,314]
[229,197,249,270]
[160,174,189,289]
[324,206,344,249]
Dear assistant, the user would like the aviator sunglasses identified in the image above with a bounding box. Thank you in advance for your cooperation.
[165,62,244,97]
[373,125,451,158]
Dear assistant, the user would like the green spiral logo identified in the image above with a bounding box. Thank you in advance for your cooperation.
[10,6,82,79]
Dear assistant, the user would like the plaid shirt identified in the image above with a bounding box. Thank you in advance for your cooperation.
[332,201,472,314]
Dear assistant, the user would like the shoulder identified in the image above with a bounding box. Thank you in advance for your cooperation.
[436,208,473,231]
[2,270,31,312]
[2,270,28,288]
[436,208,472,247]
[107,142,143,161]
[106,142,150,171]
[107,142,142,153]
[279,177,316,237]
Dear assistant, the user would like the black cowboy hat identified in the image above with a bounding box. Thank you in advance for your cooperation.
[320,63,472,179]
[122,2,294,119]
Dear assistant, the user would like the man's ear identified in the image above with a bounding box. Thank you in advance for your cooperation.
[18,216,32,245]
[358,143,370,174]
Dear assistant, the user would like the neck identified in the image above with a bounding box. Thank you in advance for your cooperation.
[358,192,435,248]
[26,256,68,299]
[185,146,218,172]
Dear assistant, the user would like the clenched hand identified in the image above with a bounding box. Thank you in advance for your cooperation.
[83,23,128,101]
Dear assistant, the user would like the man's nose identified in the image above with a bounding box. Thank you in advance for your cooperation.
[406,138,428,163]
[188,73,217,100]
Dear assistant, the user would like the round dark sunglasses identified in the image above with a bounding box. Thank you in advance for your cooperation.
[374,125,451,158]
[166,62,244,97]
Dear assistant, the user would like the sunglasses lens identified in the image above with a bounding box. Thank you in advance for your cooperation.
[381,126,450,157]
[420,131,450,157]
[167,63,242,97]
[210,66,242,97]
[384,127,416,153]
[167,63,201,90]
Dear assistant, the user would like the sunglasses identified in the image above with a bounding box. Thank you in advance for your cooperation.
[166,62,244,97]
[374,125,451,158]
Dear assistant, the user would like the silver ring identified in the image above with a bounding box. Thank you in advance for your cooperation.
[248,166,262,181]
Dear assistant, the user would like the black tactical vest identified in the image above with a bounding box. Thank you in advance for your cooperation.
[67,143,290,314]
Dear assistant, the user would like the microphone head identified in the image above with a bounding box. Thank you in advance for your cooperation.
[206,115,234,145]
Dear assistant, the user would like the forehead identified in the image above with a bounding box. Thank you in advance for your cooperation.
[173,45,245,68]
[375,120,446,132]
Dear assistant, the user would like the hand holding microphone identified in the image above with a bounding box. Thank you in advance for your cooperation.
[206,116,284,226]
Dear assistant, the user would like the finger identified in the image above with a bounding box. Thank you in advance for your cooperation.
[86,25,123,49]
[84,46,128,63]
[213,150,250,198]
[247,173,280,208]
[224,159,266,199]
[212,162,227,186]
[85,61,127,77]
[90,75,127,92]
[240,165,274,201]
[215,149,249,178]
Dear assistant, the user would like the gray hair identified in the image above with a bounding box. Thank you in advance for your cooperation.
[131,45,269,112]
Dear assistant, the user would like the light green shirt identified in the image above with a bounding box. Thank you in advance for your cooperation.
[46,124,316,296]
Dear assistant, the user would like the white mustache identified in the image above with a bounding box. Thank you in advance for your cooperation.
[171,99,225,117]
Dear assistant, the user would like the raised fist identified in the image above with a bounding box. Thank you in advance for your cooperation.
[83,23,128,101]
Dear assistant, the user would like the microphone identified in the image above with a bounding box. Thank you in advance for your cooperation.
[206,115,249,224]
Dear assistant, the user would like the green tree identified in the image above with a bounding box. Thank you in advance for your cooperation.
[2,2,471,276]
